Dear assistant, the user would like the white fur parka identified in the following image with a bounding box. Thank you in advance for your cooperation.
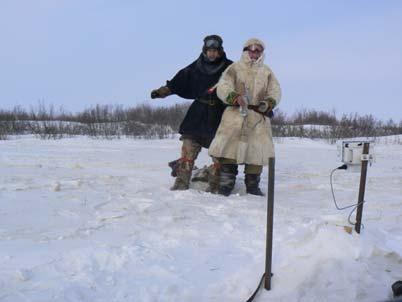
[208,38,281,166]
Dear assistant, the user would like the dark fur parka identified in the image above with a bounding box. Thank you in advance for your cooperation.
[166,52,232,148]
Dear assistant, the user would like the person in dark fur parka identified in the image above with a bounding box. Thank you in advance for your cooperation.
[151,35,232,191]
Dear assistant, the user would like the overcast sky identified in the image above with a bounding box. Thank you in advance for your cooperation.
[1,0,401,120]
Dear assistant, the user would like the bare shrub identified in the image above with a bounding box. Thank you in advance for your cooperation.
[0,104,401,142]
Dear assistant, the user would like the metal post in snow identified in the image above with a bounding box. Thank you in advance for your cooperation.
[355,143,370,234]
[264,157,275,290]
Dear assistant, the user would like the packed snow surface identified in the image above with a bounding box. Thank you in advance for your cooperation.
[1,136,401,302]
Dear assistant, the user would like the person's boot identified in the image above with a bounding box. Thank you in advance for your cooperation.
[218,164,238,196]
[245,174,265,196]
[191,165,209,182]
[170,159,199,178]
[206,163,220,194]
[170,160,193,190]
[168,159,180,177]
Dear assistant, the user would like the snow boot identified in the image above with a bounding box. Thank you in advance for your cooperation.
[245,174,265,196]
[191,165,209,182]
[170,159,193,191]
[218,164,238,196]
[168,159,180,177]
[170,168,192,190]
[170,158,198,178]
[206,163,220,194]
[170,138,201,190]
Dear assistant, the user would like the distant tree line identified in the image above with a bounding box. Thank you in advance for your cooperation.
[0,103,401,143]
[271,108,402,143]
[0,103,188,140]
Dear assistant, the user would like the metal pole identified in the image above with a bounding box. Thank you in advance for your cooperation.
[355,143,369,234]
[264,157,275,290]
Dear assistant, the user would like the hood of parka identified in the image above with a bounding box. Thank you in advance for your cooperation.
[240,38,266,67]
[243,38,266,50]
[240,50,265,67]
[196,51,228,75]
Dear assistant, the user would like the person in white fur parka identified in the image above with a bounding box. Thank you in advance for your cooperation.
[208,38,282,196]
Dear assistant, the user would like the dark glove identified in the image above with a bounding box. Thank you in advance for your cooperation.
[150,86,171,99]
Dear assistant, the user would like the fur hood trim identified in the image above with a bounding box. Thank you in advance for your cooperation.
[243,38,265,50]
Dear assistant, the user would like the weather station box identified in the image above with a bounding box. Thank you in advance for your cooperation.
[337,140,375,172]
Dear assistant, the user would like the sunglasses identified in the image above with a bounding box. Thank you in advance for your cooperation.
[246,47,263,54]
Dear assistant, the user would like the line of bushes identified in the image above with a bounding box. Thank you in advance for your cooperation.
[0,103,401,142]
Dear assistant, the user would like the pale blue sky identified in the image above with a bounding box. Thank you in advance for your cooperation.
[1,0,402,120]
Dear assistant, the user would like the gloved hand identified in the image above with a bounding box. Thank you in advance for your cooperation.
[265,97,277,110]
[256,98,276,118]
[258,101,269,113]
[150,86,171,99]
[206,87,218,99]
[234,95,247,107]
[258,97,276,112]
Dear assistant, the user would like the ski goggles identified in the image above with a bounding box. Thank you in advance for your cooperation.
[243,44,264,53]
[204,39,221,49]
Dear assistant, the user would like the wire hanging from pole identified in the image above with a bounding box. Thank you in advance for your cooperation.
[330,166,366,227]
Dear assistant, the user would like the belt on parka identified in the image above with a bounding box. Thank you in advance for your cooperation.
[196,98,218,106]
[232,104,273,118]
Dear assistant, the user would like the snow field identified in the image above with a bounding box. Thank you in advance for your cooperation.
[0,136,401,301]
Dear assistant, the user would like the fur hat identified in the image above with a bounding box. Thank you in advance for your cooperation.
[243,38,265,51]
[203,35,223,54]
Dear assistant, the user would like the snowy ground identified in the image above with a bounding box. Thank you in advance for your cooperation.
[1,135,402,302]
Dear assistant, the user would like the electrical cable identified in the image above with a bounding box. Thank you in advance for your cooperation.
[244,273,274,302]
[330,165,366,228]
[245,273,265,302]
[245,164,367,302]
